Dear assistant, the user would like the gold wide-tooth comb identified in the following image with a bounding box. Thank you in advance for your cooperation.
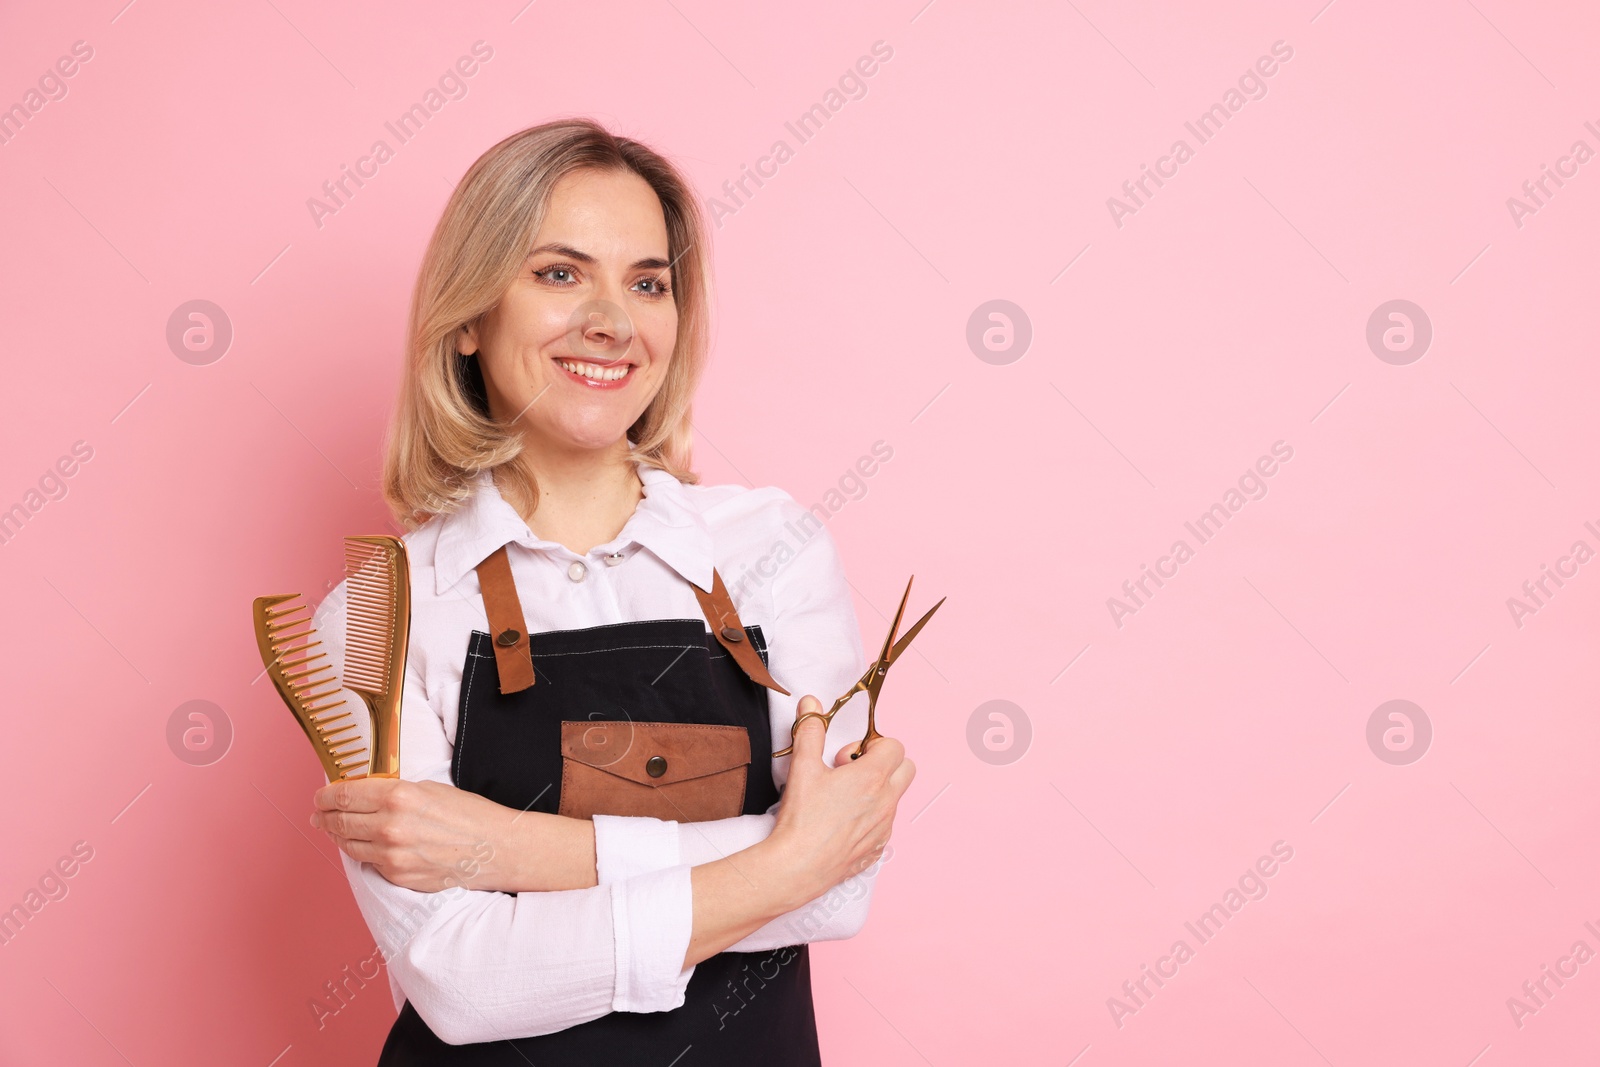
[252,593,370,782]
[340,535,411,779]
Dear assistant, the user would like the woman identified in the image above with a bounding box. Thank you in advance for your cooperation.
[306,118,916,1064]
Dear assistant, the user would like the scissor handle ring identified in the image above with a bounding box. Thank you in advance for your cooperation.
[790,710,832,738]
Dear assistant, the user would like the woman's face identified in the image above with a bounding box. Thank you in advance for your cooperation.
[459,167,678,455]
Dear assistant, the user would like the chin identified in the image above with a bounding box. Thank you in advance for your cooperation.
[537,420,636,453]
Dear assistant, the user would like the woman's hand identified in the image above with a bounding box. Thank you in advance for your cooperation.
[310,778,595,894]
[764,695,916,909]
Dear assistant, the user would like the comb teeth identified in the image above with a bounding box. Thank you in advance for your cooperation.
[252,592,369,782]
[344,539,399,695]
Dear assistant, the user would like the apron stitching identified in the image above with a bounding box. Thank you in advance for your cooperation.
[468,618,704,640]
[530,643,713,658]
[469,649,731,662]
[456,635,480,785]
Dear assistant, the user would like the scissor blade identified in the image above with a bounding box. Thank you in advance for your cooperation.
[877,576,914,663]
[885,596,944,665]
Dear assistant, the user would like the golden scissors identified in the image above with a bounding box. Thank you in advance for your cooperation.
[773,575,945,760]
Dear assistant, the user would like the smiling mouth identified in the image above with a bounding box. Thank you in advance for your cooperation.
[555,357,635,387]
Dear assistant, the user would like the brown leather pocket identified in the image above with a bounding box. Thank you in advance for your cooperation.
[557,720,750,822]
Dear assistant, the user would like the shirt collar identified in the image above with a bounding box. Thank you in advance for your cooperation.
[431,448,713,596]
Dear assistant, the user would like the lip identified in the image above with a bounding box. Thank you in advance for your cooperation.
[555,354,632,368]
[553,355,637,390]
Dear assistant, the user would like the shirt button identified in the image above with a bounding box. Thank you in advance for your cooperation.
[603,552,624,567]
[567,560,587,582]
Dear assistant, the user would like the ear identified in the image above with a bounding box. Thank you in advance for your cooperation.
[456,320,480,357]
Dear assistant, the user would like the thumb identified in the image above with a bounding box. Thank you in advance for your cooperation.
[789,695,828,764]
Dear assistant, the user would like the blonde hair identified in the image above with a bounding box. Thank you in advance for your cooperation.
[381,118,710,530]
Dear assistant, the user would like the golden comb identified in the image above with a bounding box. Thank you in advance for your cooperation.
[340,535,411,778]
[252,593,370,782]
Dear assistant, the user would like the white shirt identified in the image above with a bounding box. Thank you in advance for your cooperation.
[310,451,878,1044]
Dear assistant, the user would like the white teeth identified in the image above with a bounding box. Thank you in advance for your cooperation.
[557,359,631,382]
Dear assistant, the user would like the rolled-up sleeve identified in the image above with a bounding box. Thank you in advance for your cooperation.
[314,584,696,1043]
[591,491,883,953]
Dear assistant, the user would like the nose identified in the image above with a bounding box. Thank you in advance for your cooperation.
[564,298,635,363]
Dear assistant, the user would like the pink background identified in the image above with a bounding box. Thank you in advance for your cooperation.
[2,1,1597,1063]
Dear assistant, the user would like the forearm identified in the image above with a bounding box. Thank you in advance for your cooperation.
[683,838,815,969]
[495,811,598,892]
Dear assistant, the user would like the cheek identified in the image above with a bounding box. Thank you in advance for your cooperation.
[641,311,679,363]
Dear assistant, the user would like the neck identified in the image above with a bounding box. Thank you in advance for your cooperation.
[494,438,644,557]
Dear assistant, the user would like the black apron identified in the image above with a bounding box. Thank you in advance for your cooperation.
[377,545,822,1065]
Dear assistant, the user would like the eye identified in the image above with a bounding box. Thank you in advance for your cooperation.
[533,265,578,286]
[636,275,672,298]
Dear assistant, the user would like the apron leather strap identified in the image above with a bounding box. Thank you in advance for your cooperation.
[691,568,792,696]
[476,544,537,694]
[474,545,791,697]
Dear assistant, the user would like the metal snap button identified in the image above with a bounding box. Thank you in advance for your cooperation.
[495,628,521,647]
[567,560,587,582]
[646,755,668,778]
[720,625,744,643]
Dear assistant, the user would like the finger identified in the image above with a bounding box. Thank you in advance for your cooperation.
[329,833,385,866]
[313,776,393,814]
[888,756,917,795]
[312,808,381,843]
[850,734,905,770]
[789,696,829,764]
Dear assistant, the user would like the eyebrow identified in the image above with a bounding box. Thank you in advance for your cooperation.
[527,243,671,271]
